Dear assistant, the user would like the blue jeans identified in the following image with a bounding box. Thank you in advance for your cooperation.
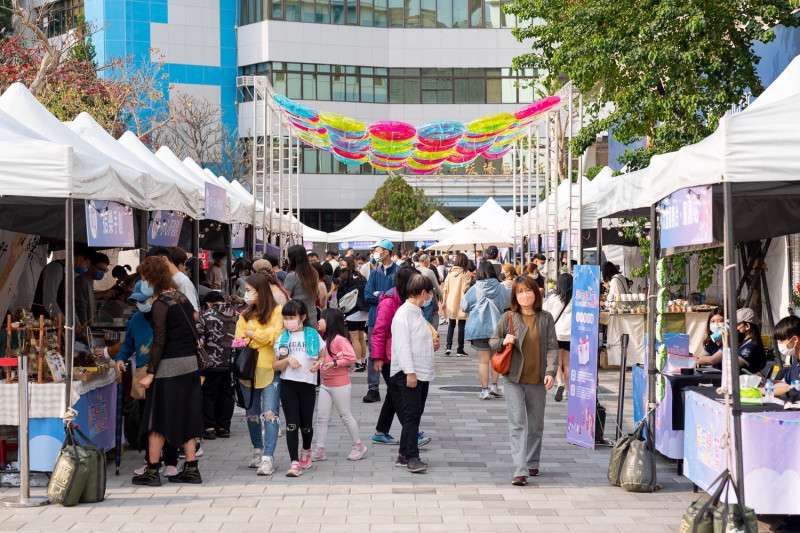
[242,372,282,458]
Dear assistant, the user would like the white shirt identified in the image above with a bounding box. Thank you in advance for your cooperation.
[390,301,435,382]
[172,272,199,312]
[542,297,572,342]
[282,330,324,385]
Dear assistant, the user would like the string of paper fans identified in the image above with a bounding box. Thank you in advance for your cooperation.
[272,94,561,173]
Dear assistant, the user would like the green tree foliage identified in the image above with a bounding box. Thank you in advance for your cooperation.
[364,176,447,232]
[69,15,97,67]
[506,0,799,170]
[0,0,12,38]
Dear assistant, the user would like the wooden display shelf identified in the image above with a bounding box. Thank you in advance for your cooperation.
[4,314,63,383]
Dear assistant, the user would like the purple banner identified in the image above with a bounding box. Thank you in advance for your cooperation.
[84,200,135,248]
[338,241,376,251]
[659,187,712,249]
[567,264,600,449]
[231,223,246,249]
[148,210,184,247]
[415,240,436,248]
[204,182,227,222]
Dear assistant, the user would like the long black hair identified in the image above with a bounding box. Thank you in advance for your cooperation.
[287,244,319,302]
[555,273,573,305]
[476,261,498,281]
[320,308,348,355]
[394,266,419,302]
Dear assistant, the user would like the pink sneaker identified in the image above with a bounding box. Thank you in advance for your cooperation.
[348,442,368,461]
[285,461,302,477]
[310,446,327,462]
[299,448,312,469]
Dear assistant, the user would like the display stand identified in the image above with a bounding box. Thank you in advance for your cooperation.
[4,315,63,383]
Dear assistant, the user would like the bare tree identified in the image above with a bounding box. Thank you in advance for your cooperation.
[4,0,66,95]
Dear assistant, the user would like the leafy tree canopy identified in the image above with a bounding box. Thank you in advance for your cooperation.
[364,176,449,232]
[506,0,799,169]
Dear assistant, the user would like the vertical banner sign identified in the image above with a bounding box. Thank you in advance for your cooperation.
[148,210,184,247]
[659,187,713,249]
[231,223,246,249]
[85,201,135,248]
[566,264,600,449]
[204,183,227,222]
[199,250,210,270]
[0,230,39,320]
[255,229,265,255]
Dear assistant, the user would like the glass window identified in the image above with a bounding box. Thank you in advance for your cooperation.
[389,68,404,76]
[332,75,345,100]
[486,78,501,103]
[404,79,420,103]
[374,0,387,25]
[317,74,331,100]
[404,68,420,76]
[315,0,330,22]
[285,0,300,19]
[484,0,499,27]
[404,0,420,26]
[375,68,388,76]
[421,0,436,27]
[271,0,284,19]
[345,75,359,101]
[388,0,403,26]
[501,77,516,103]
[422,89,437,104]
[302,63,315,72]
[469,0,482,26]
[346,0,358,23]
[287,73,302,98]
[317,64,331,72]
[454,79,470,104]
[273,72,287,96]
[303,148,318,173]
[361,0,374,26]
[452,0,467,27]
[374,76,388,102]
[500,0,515,27]
[469,78,484,103]
[302,73,316,99]
[273,61,284,70]
[436,0,451,27]
[361,77,374,103]
[518,80,533,103]
[345,66,357,74]
[331,0,344,23]
[319,152,332,173]
[301,0,315,21]
[486,68,501,77]
[389,78,404,103]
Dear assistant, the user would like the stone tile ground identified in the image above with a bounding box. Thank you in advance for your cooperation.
[0,345,709,532]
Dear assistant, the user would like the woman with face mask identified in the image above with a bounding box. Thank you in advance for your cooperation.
[234,273,285,476]
[489,274,558,486]
[773,315,800,397]
[696,308,766,375]
[695,311,725,367]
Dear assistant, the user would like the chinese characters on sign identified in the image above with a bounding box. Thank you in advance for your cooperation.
[204,183,227,222]
[84,200,135,248]
[659,187,713,249]
[148,210,184,247]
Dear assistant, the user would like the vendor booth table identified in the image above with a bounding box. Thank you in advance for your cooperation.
[0,368,117,471]
[683,389,800,515]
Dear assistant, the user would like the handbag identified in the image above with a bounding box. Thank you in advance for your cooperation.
[175,296,210,370]
[338,288,359,313]
[232,342,258,381]
[490,311,514,375]
[47,424,106,506]
[130,365,149,400]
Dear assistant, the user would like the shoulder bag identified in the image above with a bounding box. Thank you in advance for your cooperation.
[175,295,210,370]
[490,311,514,375]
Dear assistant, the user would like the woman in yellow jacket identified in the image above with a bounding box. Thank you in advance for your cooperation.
[235,273,285,476]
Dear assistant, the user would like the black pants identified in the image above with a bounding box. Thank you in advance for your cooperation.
[376,363,405,434]
[280,379,316,462]
[201,370,235,431]
[446,319,466,351]
[392,371,429,460]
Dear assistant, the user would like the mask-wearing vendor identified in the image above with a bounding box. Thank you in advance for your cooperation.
[695,308,765,375]
[773,315,800,397]
[695,311,724,367]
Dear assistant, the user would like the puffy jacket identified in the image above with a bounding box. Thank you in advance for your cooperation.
[370,288,402,363]
[442,266,472,320]
[461,278,511,341]
[365,262,398,327]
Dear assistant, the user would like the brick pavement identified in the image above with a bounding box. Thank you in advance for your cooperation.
[0,343,706,532]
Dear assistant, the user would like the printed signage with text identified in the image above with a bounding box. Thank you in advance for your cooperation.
[566,264,600,449]
[148,210,184,247]
[338,241,376,251]
[659,187,712,249]
[204,183,227,222]
[231,223,246,249]
[85,201,135,248]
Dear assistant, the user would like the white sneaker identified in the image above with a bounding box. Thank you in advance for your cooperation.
[248,448,263,468]
[489,385,503,398]
[478,389,491,400]
[348,442,368,461]
[257,456,275,476]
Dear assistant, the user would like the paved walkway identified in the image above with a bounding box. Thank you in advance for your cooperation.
[1,345,704,532]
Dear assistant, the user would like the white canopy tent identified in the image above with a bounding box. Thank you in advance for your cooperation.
[326,211,403,243]
[155,147,213,219]
[402,211,454,242]
[439,197,509,239]
[183,158,245,224]
[428,222,513,253]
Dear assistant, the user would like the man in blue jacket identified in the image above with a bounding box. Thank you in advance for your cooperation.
[363,238,398,403]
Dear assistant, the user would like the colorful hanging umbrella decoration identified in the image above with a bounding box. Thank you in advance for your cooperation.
[271,94,561,173]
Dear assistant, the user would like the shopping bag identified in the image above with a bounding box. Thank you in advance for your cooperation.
[619,417,657,492]
[47,426,90,506]
[712,503,758,533]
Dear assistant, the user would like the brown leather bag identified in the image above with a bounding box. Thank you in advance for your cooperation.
[490,311,514,375]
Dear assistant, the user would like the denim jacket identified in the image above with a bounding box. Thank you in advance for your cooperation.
[460,279,511,341]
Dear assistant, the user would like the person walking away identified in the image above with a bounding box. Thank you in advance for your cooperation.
[235,273,285,476]
[391,274,438,473]
[311,308,368,462]
[417,254,443,327]
[542,273,573,402]
[461,262,512,399]
[337,256,369,372]
[364,238,398,403]
[206,252,226,290]
[284,244,322,328]
[273,301,325,477]
[489,275,558,486]
[484,246,504,279]
[133,257,204,486]
[601,261,629,300]
[441,253,472,357]
[198,292,237,440]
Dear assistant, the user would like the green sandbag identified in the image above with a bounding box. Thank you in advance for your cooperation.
[619,418,657,492]
[47,442,90,507]
[72,427,106,504]
[679,501,715,533]
[608,429,634,486]
[712,504,758,533]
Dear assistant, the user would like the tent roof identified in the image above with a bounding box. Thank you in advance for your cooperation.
[300,221,329,242]
[327,211,403,243]
[0,83,149,208]
[402,211,453,241]
[428,222,513,252]
[155,147,213,219]
[440,197,508,238]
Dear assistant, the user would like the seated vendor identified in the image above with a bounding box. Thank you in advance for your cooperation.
[694,310,724,364]
[695,308,765,375]
[773,315,800,397]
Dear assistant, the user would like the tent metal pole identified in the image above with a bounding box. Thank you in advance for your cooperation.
[278,115,285,251]
[723,181,746,507]
[64,198,75,404]
[566,84,573,268]
[647,203,658,450]
[526,129,532,262]
[192,219,200,288]
[512,143,517,263]
[596,218,602,266]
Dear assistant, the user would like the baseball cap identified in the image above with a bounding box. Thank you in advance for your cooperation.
[253,259,272,272]
[485,245,499,259]
[736,308,758,325]
[128,281,149,302]
[372,238,394,251]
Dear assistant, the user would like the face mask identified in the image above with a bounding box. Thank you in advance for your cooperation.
[136,301,152,313]
[517,292,535,307]
[93,271,105,281]
[373,251,382,261]
[75,266,88,275]
[778,339,796,358]
[244,293,255,304]
[284,319,300,331]
[424,294,433,306]
[140,281,155,298]
[709,323,723,333]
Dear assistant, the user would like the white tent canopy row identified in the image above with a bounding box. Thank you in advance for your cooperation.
[307,210,455,245]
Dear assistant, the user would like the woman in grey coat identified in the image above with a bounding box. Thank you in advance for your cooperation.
[489,274,558,486]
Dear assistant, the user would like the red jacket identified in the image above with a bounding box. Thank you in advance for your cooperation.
[370,288,401,364]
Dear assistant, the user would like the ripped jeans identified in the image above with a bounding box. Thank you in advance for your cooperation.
[242,372,282,458]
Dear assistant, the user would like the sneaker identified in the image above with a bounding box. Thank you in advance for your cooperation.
[394,454,409,467]
[285,461,302,477]
[169,460,202,484]
[354,362,366,373]
[348,442,368,461]
[164,465,179,477]
[554,383,565,402]
[478,389,491,400]
[311,446,327,462]
[299,448,312,469]
[512,476,527,486]
[489,385,504,398]
[418,433,432,447]
[257,456,275,476]
[456,349,468,357]
[195,444,203,458]
[362,390,381,403]
[202,429,217,440]
[444,348,452,356]
[528,468,540,477]
[439,318,447,326]
[373,433,399,445]
[248,448,263,468]
[133,462,164,476]
[407,456,428,473]
[132,464,162,486]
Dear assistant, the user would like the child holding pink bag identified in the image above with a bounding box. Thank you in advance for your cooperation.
[311,308,368,462]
